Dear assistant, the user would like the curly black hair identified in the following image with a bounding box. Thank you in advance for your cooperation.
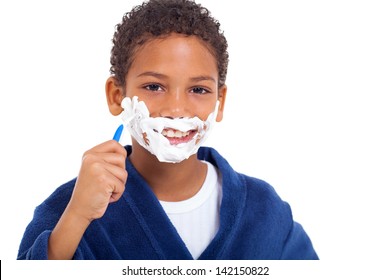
[110,0,229,88]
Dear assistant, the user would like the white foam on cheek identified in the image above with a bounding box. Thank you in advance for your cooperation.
[120,96,219,163]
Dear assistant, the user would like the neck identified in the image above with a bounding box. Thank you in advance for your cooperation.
[129,143,207,201]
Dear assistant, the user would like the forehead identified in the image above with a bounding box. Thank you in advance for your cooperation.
[129,34,218,76]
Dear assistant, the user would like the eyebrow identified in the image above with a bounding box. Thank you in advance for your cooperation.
[137,71,168,79]
[190,75,216,84]
[137,71,216,84]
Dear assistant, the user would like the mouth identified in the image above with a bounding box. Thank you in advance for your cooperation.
[161,128,197,145]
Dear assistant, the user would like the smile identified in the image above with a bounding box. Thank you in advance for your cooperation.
[161,128,197,145]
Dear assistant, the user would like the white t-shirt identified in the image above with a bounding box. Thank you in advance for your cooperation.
[159,161,222,259]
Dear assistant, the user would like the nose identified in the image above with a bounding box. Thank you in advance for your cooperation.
[159,88,190,118]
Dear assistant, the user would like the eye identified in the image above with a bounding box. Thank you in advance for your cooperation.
[191,87,210,95]
[144,84,163,92]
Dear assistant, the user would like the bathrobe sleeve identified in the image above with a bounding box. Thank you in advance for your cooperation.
[281,222,318,260]
[17,179,87,260]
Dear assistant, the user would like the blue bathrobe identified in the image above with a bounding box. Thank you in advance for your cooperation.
[17,146,318,260]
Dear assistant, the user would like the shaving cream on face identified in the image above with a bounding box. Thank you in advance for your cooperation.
[120,96,219,163]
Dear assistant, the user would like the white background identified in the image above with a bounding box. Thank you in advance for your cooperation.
[0,0,389,274]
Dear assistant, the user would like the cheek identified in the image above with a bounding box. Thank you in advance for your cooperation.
[139,99,160,117]
[199,110,213,121]
[198,103,219,121]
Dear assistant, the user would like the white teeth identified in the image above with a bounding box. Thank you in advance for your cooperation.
[174,130,182,137]
[162,129,191,138]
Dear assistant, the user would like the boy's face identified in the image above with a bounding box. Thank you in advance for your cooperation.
[123,33,226,122]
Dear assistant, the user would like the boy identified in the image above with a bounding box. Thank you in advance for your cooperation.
[18,0,318,260]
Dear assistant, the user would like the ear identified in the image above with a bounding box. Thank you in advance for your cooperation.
[216,85,227,122]
[105,77,124,116]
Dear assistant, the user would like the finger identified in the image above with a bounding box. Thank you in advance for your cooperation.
[93,152,127,169]
[103,171,126,203]
[103,163,128,185]
[81,157,128,185]
[85,166,126,200]
[82,151,127,169]
[110,187,125,203]
[86,140,127,157]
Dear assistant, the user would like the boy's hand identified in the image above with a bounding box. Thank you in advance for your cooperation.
[48,140,127,259]
[67,140,128,223]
